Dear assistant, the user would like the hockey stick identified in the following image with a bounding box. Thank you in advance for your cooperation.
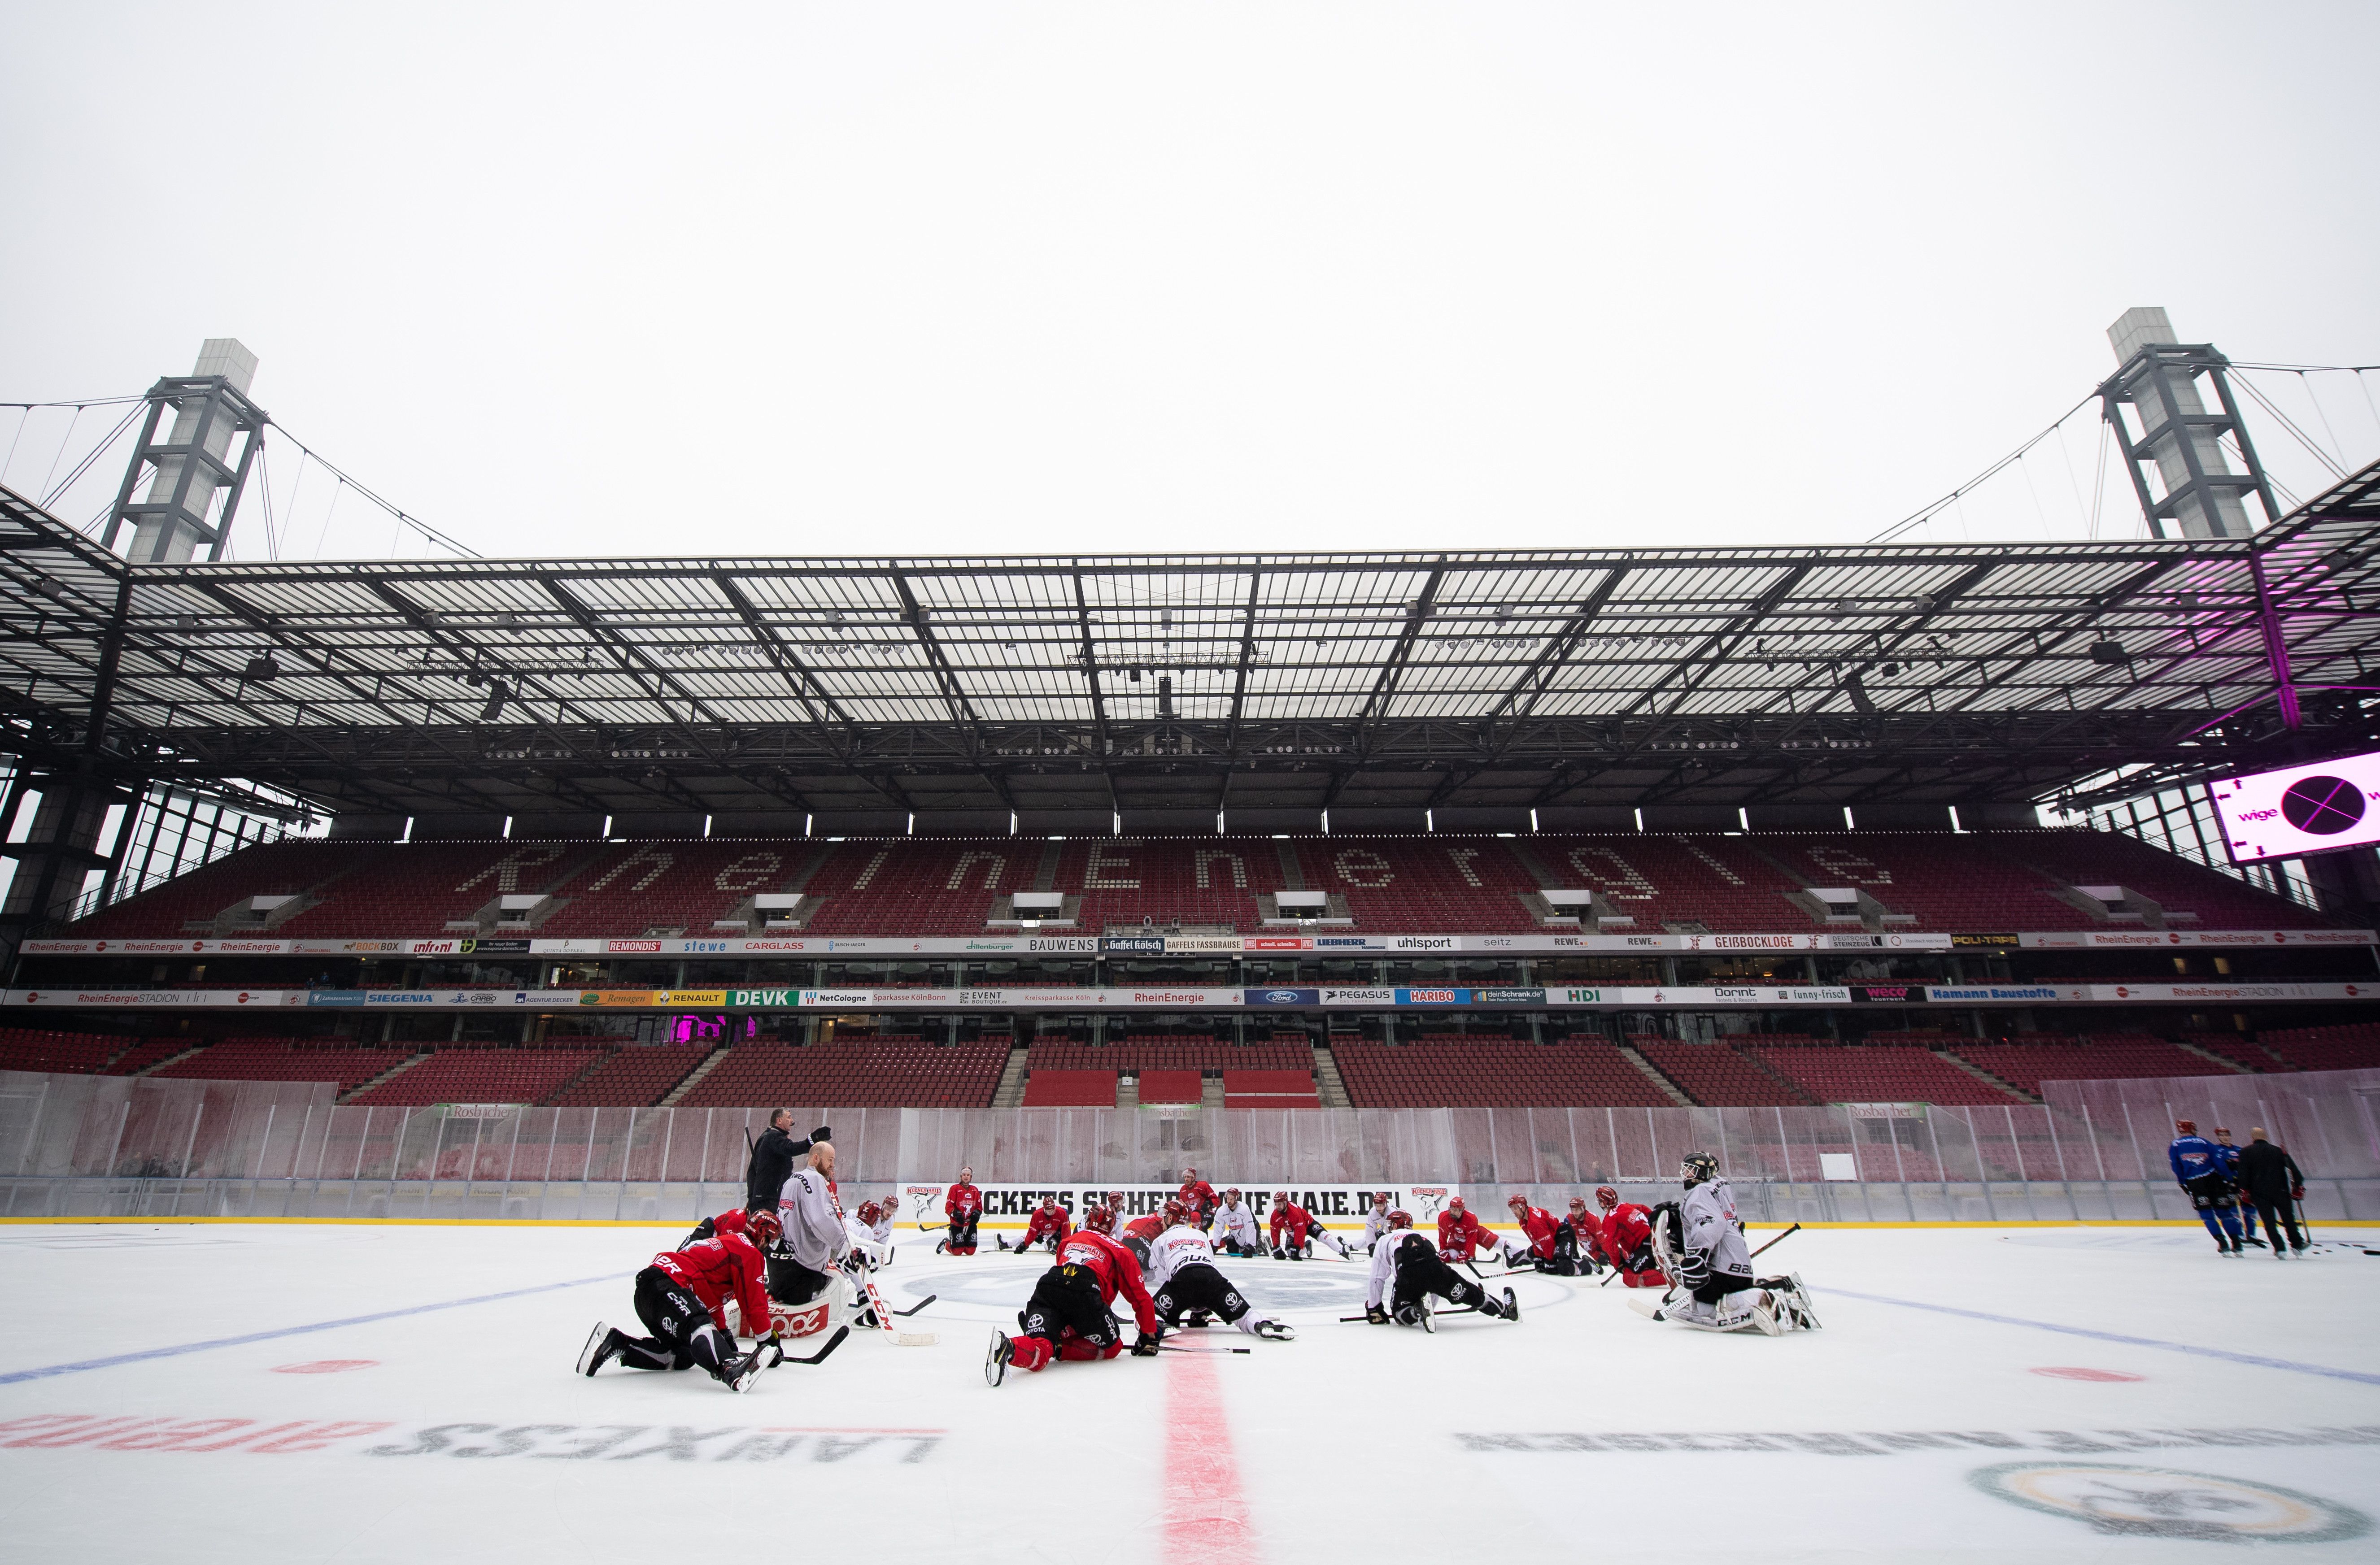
[892,1293,937,1317]
[765,1325,852,1367]
[1748,1222,1802,1259]
[1336,1305,1482,1323]
[1153,1343,1251,1356]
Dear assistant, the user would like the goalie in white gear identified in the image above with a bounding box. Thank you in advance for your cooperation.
[1639,1152,1817,1334]
[1146,1216,1292,1340]
[1212,1188,1264,1256]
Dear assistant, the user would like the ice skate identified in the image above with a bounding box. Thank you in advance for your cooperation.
[1501,1286,1520,1324]
[1251,1318,1294,1341]
[715,1346,768,1393]
[985,1330,1013,1387]
[576,1322,619,1377]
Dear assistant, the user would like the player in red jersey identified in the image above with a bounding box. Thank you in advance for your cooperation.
[1268,1190,1351,1259]
[579,1211,777,1391]
[942,1166,983,1256]
[1118,1199,1179,1271]
[986,1227,1161,1385]
[1586,1186,1669,1288]
[1436,1196,1497,1263]
[1562,1197,1606,1275]
[1178,1168,1218,1229]
[1501,1193,1582,1274]
[1080,1200,1117,1235]
[1009,1194,1073,1254]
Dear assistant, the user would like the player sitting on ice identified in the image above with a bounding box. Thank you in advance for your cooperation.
[1639,1153,1815,1334]
[1436,1197,1498,1265]
[1007,1193,1073,1254]
[940,1166,984,1256]
[1582,1188,1664,1288]
[1212,1188,1264,1256]
[770,1142,855,1312]
[578,1210,779,1392]
[2170,1120,2246,1256]
[1500,1193,1580,1274]
[1361,1191,1398,1254]
[1178,1167,1219,1230]
[1268,1190,1350,1260]
[986,1222,1162,1386]
[1364,1208,1519,1330]
[1150,1204,1293,1340]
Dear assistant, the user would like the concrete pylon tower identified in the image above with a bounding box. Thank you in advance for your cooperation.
[99,338,268,562]
[2098,308,2280,540]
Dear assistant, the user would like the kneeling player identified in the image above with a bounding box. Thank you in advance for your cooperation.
[1212,1188,1264,1256]
[941,1166,983,1256]
[1007,1193,1072,1254]
[845,1199,895,1268]
[579,1211,778,1391]
[1363,1209,1518,1329]
[986,1225,1161,1385]
[1361,1191,1397,1254]
[1269,1191,1349,1259]
[1584,1187,1665,1288]
[1640,1153,1814,1333]
[1436,1197,1497,1265]
[1151,1212,1292,1340]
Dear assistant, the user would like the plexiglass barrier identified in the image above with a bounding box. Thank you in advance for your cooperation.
[2,1068,2373,1224]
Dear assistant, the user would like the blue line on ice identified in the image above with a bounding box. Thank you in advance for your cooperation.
[0,1272,631,1386]
[1824,1287,2380,1385]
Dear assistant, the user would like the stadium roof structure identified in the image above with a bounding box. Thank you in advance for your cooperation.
[4,459,2380,833]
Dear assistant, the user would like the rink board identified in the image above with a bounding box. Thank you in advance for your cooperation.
[0,1222,2372,1564]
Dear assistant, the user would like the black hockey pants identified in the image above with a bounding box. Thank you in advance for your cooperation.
[1152,1260,1251,1327]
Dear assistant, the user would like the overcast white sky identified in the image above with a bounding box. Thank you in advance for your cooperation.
[3,2,2376,564]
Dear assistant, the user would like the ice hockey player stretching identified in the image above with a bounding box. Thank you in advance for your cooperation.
[1583,1188,1665,1288]
[2170,1119,2246,1256]
[942,1166,984,1256]
[1436,1197,1497,1264]
[1149,1208,1293,1340]
[1270,1191,1351,1259]
[1500,1193,1581,1273]
[578,1210,779,1391]
[845,1200,895,1269]
[1364,1208,1519,1330]
[1361,1191,1398,1253]
[1641,1153,1815,1334]
[771,1142,855,1310]
[1178,1167,1219,1230]
[1009,1194,1072,1254]
[1212,1188,1264,1256]
[986,1225,1162,1385]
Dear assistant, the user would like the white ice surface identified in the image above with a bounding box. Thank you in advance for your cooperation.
[0,1221,2374,1564]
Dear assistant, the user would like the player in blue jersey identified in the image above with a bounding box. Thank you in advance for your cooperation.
[2169,1119,2244,1256]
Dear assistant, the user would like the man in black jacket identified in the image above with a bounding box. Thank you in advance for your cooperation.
[745,1111,833,1214]
[2235,1127,2308,1257]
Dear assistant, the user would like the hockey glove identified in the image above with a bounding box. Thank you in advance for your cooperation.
[810,1125,833,1144]
[1130,1329,1165,1357]
[1648,1201,1684,1252]
[1365,1304,1391,1325]
[1677,1246,1712,1290]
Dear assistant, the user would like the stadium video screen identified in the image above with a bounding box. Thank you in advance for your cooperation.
[2208,750,2380,862]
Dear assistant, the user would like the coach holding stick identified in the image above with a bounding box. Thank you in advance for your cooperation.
[746,1110,833,1214]
[2236,1127,2309,1258]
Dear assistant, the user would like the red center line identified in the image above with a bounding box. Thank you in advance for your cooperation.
[1163,1344,1260,1565]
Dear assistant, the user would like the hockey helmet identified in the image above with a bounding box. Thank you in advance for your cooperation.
[2174,1119,2196,1135]
[1083,1204,1116,1234]
[745,1209,784,1246]
[1386,1209,1414,1230]
[1595,1185,1619,1209]
[1507,1192,1530,1212]
[1182,1166,1199,1179]
[1447,1196,1466,1213]
[1224,1186,1242,1200]
[1568,1195,1589,1211]
[1107,1190,1127,1207]
[2213,1126,2232,1140]
[856,1200,881,1225]
[1162,1197,1192,1226]
[1273,1189,1290,1204]
[1680,1151,1719,1188]
[1370,1191,1391,1205]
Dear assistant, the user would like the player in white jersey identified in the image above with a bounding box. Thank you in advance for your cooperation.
[1212,1188,1264,1256]
[1636,1152,1816,1334]
[1363,1208,1517,1329]
[843,1199,896,1268]
[1146,1221,1293,1340]
[1360,1192,1398,1253]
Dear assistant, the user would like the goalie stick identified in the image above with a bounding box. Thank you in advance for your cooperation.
[823,1185,937,1347]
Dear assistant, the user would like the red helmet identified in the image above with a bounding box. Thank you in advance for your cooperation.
[1082,1204,1116,1234]
[1386,1209,1413,1230]
[1038,1193,1059,1208]
[1162,1197,1192,1226]
[1370,1191,1390,1205]
[857,1200,881,1225]
[1595,1186,1619,1210]
[1273,1189,1290,1204]
[1507,1192,1530,1211]
[2175,1119,2197,1135]
[1447,1196,1466,1213]
[1182,1166,1198,1178]
[745,1209,783,1246]
[1225,1186,1242,1199]
[1107,1190,1126,1207]
[1568,1195,1588,1210]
